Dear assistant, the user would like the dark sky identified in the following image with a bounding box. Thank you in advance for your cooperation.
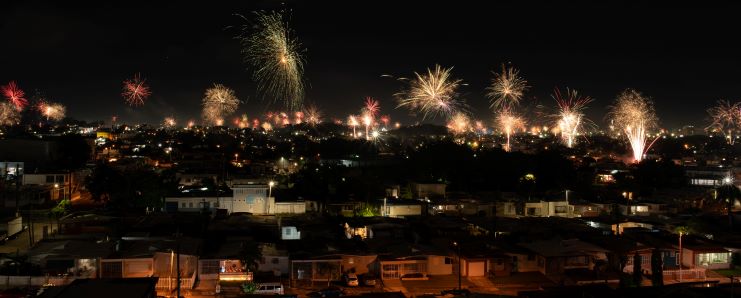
[2,1,741,129]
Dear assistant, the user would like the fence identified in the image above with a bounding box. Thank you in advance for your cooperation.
[663,268,706,280]
[155,271,196,290]
[0,275,76,287]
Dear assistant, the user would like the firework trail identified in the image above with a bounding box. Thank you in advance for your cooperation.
[37,101,66,121]
[239,11,305,111]
[2,81,28,110]
[447,113,471,135]
[122,73,151,106]
[396,65,467,120]
[552,88,594,148]
[608,89,659,162]
[380,115,390,129]
[202,84,240,125]
[487,64,529,110]
[0,102,20,125]
[707,100,741,145]
[496,108,526,152]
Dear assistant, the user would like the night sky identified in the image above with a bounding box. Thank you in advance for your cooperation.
[2,1,741,129]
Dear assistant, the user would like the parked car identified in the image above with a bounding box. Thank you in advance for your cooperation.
[253,282,285,295]
[308,286,345,298]
[361,274,377,286]
[343,273,359,287]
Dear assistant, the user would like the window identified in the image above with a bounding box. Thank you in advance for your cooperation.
[189,202,193,208]
[445,257,452,264]
[527,254,535,261]
[56,175,64,183]
[698,252,729,266]
[272,258,280,264]
[101,261,123,278]
[285,228,292,236]
[554,206,567,213]
[181,203,186,208]
[46,175,54,183]
[201,260,220,274]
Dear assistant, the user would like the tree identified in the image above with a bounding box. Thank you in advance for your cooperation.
[239,241,262,273]
[716,184,740,230]
[49,198,70,234]
[650,249,663,287]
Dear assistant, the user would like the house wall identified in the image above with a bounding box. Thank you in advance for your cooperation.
[275,202,306,214]
[340,255,378,275]
[427,256,453,275]
[386,205,422,217]
[508,253,539,273]
[258,255,290,275]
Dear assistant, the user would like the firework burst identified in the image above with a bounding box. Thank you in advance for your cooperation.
[396,65,467,119]
[608,89,659,162]
[164,117,176,128]
[305,105,322,126]
[0,102,20,126]
[496,108,526,152]
[239,11,305,111]
[552,88,594,148]
[707,100,741,145]
[37,101,66,121]
[487,64,529,110]
[447,113,471,135]
[2,81,28,110]
[202,84,240,125]
[122,73,151,106]
[348,115,359,138]
[363,97,380,117]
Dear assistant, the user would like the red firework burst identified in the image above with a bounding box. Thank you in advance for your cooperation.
[122,74,151,106]
[363,97,380,117]
[2,81,28,110]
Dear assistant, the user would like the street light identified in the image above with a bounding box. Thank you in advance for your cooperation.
[452,241,461,290]
[268,181,275,198]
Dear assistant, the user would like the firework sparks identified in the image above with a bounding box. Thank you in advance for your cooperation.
[0,102,20,126]
[396,65,467,119]
[380,115,390,128]
[202,84,240,125]
[122,73,151,106]
[37,101,66,121]
[447,113,471,135]
[496,108,526,152]
[239,11,305,111]
[2,81,28,110]
[608,89,659,162]
[552,88,594,148]
[487,64,529,110]
[363,97,380,117]
[348,115,359,138]
[305,105,322,126]
[164,117,176,128]
[707,100,741,145]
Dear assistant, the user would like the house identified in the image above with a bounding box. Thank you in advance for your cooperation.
[0,214,23,241]
[199,239,250,282]
[679,237,733,270]
[165,182,308,215]
[378,254,453,280]
[519,239,610,275]
[281,226,301,240]
[496,201,519,218]
[456,243,512,277]
[382,199,423,218]
[28,239,114,278]
[685,166,732,187]
[100,238,201,291]
[258,243,290,276]
[410,182,446,199]
[524,200,574,218]
[496,242,540,273]
[22,171,75,200]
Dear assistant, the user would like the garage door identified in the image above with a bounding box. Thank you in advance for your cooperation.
[468,261,485,277]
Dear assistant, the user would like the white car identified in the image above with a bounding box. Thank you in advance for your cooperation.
[344,274,359,287]
[253,282,285,295]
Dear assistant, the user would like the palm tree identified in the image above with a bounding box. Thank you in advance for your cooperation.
[716,184,740,230]
[674,226,691,282]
